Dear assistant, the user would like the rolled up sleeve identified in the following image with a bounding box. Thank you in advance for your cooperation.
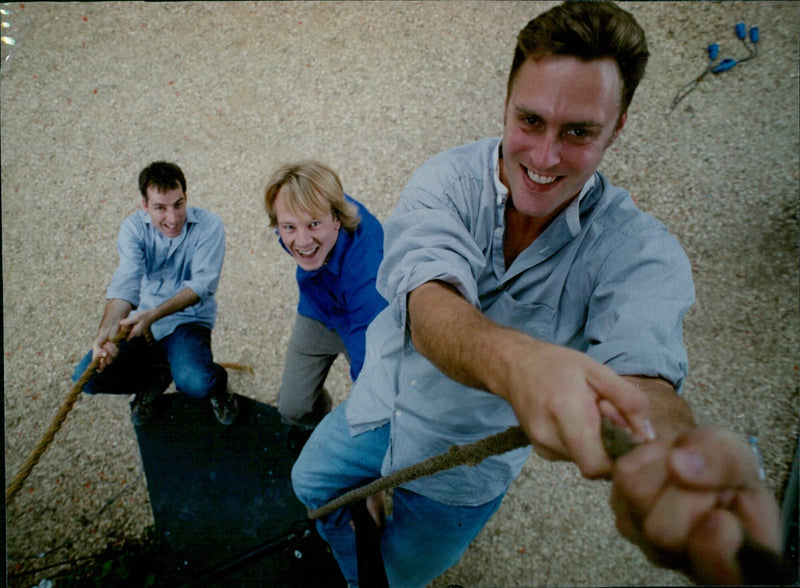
[378,184,486,332]
[181,214,225,301]
[586,226,695,391]
[106,218,145,307]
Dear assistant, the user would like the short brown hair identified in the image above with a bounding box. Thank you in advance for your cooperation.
[138,161,186,200]
[264,161,360,232]
[507,2,649,116]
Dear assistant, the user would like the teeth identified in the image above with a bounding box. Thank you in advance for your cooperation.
[297,247,318,257]
[526,169,557,184]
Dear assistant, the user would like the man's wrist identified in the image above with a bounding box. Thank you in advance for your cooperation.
[486,328,542,402]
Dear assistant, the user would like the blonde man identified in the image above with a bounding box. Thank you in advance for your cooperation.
[265,161,387,451]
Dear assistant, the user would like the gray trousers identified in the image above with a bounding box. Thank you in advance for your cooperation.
[278,313,349,427]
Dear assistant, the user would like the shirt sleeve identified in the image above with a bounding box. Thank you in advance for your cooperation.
[378,176,488,332]
[106,216,145,307]
[182,211,225,301]
[340,241,388,379]
[585,224,695,391]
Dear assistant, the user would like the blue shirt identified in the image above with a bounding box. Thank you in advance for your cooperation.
[347,138,695,506]
[107,206,225,341]
[285,196,387,381]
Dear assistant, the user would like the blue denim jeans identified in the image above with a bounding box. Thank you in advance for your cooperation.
[292,401,505,587]
[72,323,227,399]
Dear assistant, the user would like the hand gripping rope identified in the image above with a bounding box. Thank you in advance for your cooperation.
[6,327,252,505]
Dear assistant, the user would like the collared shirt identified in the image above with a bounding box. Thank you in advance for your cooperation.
[347,137,695,506]
[107,206,225,341]
[287,195,387,381]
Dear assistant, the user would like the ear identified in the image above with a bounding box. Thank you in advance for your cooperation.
[142,197,149,210]
[610,111,628,145]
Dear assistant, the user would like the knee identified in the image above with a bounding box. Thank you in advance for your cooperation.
[279,388,331,427]
[279,395,314,426]
[278,394,302,422]
[291,443,328,510]
[172,364,222,399]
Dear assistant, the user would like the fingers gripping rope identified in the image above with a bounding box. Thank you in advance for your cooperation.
[5,325,134,505]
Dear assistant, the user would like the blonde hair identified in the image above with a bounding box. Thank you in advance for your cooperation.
[264,161,360,231]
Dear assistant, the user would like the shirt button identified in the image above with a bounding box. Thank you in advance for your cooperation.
[410,379,417,387]
[395,410,402,417]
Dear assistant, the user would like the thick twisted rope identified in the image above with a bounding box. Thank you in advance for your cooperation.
[5,326,135,505]
[5,324,253,506]
[307,425,530,520]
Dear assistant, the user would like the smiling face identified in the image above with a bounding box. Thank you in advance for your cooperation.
[500,55,626,234]
[274,189,341,271]
[143,186,187,239]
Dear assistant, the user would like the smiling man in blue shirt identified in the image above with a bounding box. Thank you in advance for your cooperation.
[73,161,237,426]
[264,161,387,452]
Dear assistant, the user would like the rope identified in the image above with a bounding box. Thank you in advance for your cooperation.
[218,362,254,375]
[6,325,134,505]
[5,323,252,506]
[307,425,530,520]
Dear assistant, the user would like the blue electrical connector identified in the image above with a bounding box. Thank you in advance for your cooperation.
[669,22,760,112]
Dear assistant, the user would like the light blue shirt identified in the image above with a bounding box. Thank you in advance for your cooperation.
[106,206,225,341]
[347,137,695,506]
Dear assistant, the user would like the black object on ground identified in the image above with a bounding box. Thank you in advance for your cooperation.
[134,393,345,587]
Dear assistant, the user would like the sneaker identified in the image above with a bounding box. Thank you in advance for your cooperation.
[130,387,163,426]
[210,390,238,426]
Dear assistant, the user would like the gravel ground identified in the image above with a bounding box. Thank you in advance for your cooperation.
[3,2,798,586]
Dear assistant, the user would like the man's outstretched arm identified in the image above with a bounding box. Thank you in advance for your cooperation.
[407,280,655,479]
[119,286,200,339]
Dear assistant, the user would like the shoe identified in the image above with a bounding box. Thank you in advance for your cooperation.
[130,387,163,426]
[210,389,238,426]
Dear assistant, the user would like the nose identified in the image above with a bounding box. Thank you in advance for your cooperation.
[294,226,313,245]
[530,131,561,170]
[165,207,178,225]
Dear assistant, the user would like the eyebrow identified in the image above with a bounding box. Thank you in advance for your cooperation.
[514,105,604,130]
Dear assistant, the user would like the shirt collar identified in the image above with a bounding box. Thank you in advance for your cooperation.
[323,228,347,275]
[493,139,508,206]
[289,227,348,279]
[493,139,597,236]
[565,174,596,236]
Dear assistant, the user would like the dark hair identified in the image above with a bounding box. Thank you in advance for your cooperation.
[138,161,187,199]
[507,2,649,115]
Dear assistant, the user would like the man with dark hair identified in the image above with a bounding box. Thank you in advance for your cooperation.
[292,3,783,586]
[73,161,237,426]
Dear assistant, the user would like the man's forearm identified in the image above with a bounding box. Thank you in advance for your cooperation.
[622,376,696,441]
[120,287,201,340]
[146,287,200,324]
[99,299,134,333]
[407,280,530,397]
